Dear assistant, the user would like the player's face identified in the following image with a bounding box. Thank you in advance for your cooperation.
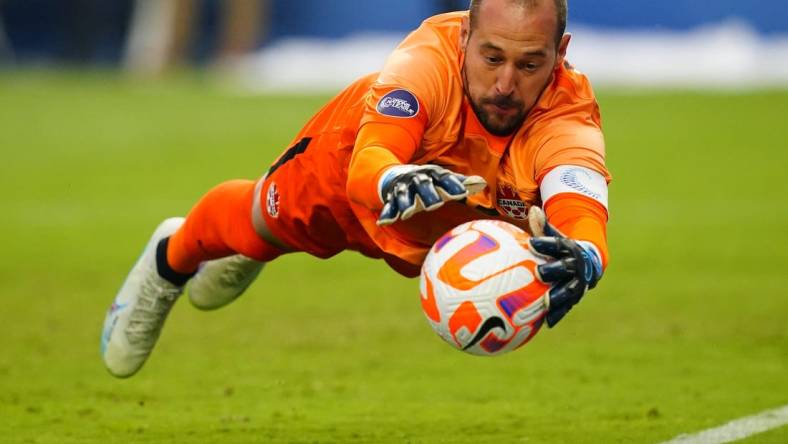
[460,0,570,136]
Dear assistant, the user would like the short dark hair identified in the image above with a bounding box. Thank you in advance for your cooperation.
[469,0,567,48]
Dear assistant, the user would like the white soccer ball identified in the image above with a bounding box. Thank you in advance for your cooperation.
[419,220,550,356]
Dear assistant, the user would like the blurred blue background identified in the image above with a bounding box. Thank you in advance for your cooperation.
[2,0,787,65]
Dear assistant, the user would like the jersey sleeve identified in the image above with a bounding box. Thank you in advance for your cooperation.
[346,118,424,210]
[545,192,610,269]
[532,104,610,184]
[347,22,452,211]
[524,91,612,268]
[534,113,611,267]
[533,113,611,268]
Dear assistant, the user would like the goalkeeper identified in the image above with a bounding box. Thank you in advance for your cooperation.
[102,0,611,378]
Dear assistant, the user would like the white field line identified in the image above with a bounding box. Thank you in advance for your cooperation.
[660,404,788,444]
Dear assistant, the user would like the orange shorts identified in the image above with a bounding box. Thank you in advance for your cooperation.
[252,135,422,277]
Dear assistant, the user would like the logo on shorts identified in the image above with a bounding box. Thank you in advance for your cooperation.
[497,184,528,220]
[266,182,280,218]
[376,89,419,118]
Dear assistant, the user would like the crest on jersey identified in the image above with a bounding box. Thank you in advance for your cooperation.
[266,182,280,218]
[377,89,419,118]
[497,184,528,220]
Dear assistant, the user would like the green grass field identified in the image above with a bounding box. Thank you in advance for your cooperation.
[0,71,786,443]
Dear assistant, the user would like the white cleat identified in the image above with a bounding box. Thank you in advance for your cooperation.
[188,255,264,310]
[101,217,186,378]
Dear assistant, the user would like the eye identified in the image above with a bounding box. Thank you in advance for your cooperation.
[517,61,540,72]
[485,56,503,65]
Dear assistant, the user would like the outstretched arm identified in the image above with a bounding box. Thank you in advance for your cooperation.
[347,89,484,225]
[528,165,610,327]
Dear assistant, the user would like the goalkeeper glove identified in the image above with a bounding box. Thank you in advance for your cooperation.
[527,207,604,327]
[377,165,486,226]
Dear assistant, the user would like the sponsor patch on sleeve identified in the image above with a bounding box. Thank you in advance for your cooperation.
[376,89,420,118]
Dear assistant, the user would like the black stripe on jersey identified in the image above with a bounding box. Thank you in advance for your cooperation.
[268,137,313,176]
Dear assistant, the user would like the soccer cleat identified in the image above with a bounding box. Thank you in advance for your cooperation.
[101,217,186,378]
[187,255,264,310]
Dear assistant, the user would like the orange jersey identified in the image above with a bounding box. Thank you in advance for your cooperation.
[263,12,610,276]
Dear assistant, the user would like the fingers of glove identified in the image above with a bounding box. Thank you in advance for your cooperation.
[529,236,571,259]
[547,280,579,310]
[526,205,565,238]
[435,186,468,203]
[393,182,415,216]
[527,206,547,237]
[461,175,487,195]
[401,193,428,221]
[376,182,413,226]
[536,258,577,283]
[377,201,400,226]
[412,175,443,209]
[551,278,586,310]
[546,305,571,328]
[431,172,468,198]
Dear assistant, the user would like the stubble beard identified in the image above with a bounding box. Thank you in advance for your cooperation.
[461,58,558,137]
[462,66,527,137]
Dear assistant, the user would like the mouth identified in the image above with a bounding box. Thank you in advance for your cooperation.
[486,103,518,116]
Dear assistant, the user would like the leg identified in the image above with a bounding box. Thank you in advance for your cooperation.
[165,179,286,310]
[166,179,283,274]
[101,179,283,377]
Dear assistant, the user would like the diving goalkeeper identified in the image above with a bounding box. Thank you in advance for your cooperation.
[102,0,611,378]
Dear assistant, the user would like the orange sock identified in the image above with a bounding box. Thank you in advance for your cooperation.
[166,179,284,274]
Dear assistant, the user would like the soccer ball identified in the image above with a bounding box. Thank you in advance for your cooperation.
[419,220,551,356]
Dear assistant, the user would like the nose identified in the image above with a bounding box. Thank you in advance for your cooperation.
[495,65,517,97]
